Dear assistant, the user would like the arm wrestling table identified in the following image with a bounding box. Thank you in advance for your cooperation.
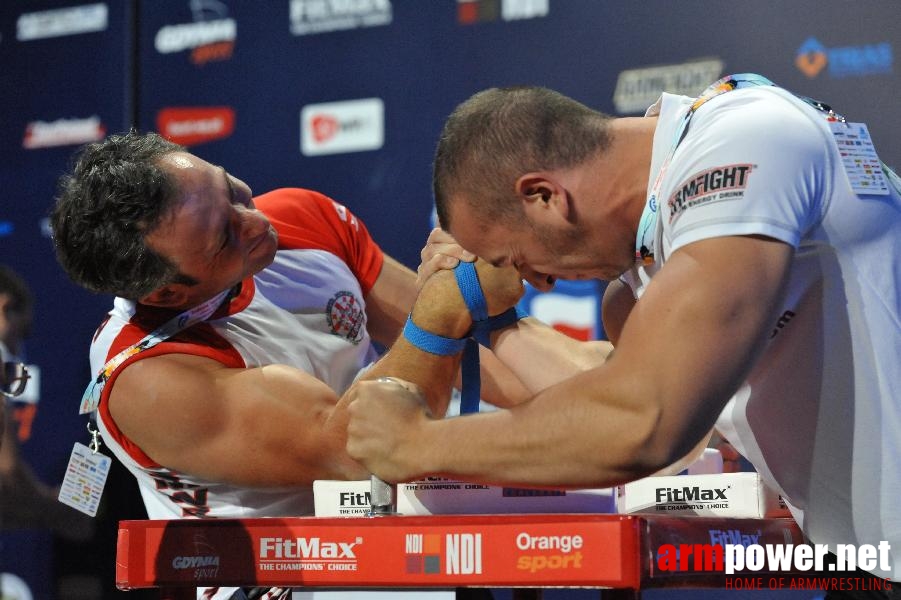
[116,514,805,598]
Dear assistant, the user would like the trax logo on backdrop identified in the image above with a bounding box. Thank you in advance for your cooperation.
[16,3,108,41]
[289,0,392,36]
[457,0,548,24]
[155,0,236,65]
[613,59,725,115]
[300,98,384,156]
[795,37,893,79]
[156,107,235,146]
[22,116,105,149]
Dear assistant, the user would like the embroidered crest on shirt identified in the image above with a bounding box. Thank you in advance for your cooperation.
[326,291,365,344]
[668,163,754,224]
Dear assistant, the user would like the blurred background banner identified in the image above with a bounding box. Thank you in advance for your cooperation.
[1,1,897,597]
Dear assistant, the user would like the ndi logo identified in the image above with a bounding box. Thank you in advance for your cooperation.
[795,37,892,79]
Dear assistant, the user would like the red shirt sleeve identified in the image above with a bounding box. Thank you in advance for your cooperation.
[253,188,385,294]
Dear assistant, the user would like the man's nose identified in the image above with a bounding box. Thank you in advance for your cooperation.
[237,206,267,240]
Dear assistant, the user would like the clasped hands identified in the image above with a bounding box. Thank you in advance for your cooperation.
[345,228,524,482]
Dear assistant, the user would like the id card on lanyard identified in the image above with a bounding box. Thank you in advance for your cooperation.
[62,288,233,516]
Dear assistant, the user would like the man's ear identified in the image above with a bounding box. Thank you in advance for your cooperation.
[515,172,570,222]
[139,284,189,308]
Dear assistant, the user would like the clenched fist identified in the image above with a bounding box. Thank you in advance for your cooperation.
[346,377,434,483]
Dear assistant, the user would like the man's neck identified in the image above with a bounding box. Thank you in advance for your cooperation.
[585,116,658,233]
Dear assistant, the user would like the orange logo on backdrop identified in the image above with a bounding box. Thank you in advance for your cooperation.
[795,51,828,78]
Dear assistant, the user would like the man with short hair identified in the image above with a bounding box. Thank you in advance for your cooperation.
[345,78,901,589]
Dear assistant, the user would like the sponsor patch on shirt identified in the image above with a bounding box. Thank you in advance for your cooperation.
[326,291,365,344]
[668,163,753,223]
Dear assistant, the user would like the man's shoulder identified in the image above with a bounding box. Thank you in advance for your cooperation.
[697,86,824,140]
[254,187,332,216]
[254,187,359,232]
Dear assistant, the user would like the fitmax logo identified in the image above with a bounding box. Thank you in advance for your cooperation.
[709,529,762,547]
[656,487,728,503]
[339,491,370,506]
[259,537,361,559]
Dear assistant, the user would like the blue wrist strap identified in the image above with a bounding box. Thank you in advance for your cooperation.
[455,261,489,322]
[402,316,468,356]
[459,338,482,415]
[452,261,527,414]
[470,305,528,347]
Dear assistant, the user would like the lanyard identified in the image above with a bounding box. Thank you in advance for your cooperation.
[635,73,787,264]
[79,287,232,414]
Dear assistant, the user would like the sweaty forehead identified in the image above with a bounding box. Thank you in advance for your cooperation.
[165,153,195,169]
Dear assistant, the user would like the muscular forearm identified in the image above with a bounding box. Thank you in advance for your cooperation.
[412,368,669,488]
[490,318,613,394]
[360,340,462,417]
[359,267,471,416]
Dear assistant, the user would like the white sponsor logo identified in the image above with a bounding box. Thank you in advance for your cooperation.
[406,534,424,553]
[155,18,236,53]
[17,3,108,41]
[301,98,384,156]
[289,0,392,36]
[23,116,105,149]
[501,0,548,20]
[446,533,482,575]
[259,537,361,559]
[166,117,226,138]
[516,532,583,553]
[613,59,724,114]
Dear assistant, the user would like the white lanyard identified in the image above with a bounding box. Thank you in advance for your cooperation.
[78,287,232,414]
[634,73,852,264]
[635,74,781,264]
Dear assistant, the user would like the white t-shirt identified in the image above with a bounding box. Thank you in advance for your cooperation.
[622,86,901,579]
[90,188,384,521]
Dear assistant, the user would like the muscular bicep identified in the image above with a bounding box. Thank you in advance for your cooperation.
[601,279,636,346]
[608,235,793,464]
[109,354,368,487]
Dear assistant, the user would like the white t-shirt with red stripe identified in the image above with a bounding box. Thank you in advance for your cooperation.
[90,188,384,520]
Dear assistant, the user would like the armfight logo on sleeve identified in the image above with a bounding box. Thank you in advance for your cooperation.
[668,163,754,224]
